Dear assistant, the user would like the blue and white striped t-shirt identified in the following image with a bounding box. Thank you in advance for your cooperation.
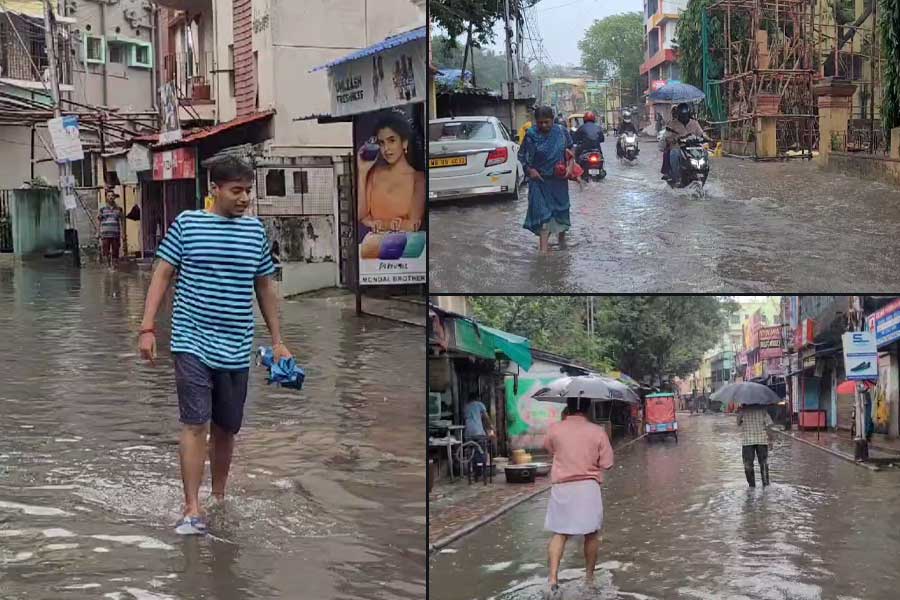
[156,210,275,370]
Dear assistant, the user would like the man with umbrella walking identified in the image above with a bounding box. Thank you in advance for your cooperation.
[713,381,780,488]
[737,404,774,487]
[542,396,614,598]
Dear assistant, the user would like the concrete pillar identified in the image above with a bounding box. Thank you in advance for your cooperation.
[812,77,857,162]
[755,117,778,158]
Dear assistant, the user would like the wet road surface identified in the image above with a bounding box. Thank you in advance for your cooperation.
[0,261,424,600]
[429,140,900,292]
[429,414,900,600]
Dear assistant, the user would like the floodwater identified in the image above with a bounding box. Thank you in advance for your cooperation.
[0,260,425,599]
[429,140,900,292]
[430,415,900,600]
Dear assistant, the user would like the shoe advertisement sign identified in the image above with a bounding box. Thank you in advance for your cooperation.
[842,332,878,380]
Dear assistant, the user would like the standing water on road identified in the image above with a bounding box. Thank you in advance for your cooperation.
[430,415,900,600]
[430,142,900,292]
[0,262,424,599]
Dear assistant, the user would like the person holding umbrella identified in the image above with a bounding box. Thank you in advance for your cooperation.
[542,396,614,598]
[712,381,779,488]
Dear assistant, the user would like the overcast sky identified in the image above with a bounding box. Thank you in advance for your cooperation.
[484,0,645,66]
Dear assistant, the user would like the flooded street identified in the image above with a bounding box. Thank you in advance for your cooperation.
[430,415,900,600]
[429,141,900,292]
[0,261,425,600]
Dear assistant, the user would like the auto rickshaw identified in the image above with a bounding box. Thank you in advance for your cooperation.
[645,392,678,443]
[567,113,585,133]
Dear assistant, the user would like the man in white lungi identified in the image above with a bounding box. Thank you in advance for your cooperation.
[543,397,614,598]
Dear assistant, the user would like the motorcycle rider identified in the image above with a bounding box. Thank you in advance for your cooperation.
[616,109,638,158]
[660,102,709,182]
[572,111,604,157]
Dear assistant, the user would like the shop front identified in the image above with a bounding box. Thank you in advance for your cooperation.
[866,298,900,438]
[428,305,533,481]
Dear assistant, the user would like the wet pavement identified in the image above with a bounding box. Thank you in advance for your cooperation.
[0,260,425,600]
[429,140,900,292]
[429,414,900,600]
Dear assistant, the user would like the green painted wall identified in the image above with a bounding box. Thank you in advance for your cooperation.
[11,189,65,256]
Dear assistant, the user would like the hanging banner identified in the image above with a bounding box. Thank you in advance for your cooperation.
[47,116,84,163]
[127,144,152,172]
[354,105,426,285]
[842,331,878,381]
[159,82,183,144]
[153,147,196,181]
[328,38,426,117]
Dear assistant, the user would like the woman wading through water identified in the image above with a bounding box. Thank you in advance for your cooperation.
[518,106,574,254]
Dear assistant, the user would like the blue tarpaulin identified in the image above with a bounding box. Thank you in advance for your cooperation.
[310,26,426,72]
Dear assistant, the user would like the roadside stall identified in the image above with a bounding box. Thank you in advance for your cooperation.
[310,25,427,317]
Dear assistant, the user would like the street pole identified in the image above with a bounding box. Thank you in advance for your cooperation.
[851,296,869,461]
[503,0,516,131]
[43,0,77,267]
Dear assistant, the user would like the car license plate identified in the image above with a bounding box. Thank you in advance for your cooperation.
[656,424,668,432]
[589,169,600,175]
[429,156,467,168]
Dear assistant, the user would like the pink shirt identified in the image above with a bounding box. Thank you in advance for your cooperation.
[544,415,614,485]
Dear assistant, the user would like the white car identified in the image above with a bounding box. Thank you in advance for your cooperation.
[428,116,522,202]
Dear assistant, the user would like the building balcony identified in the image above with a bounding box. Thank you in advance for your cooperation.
[640,48,677,75]
[647,11,681,30]
[163,50,217,122]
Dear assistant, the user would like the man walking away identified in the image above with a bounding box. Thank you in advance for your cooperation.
[98,189,124,267]
[737,405,774,487]
[138,155,293,535]
[543,397,614,598]
[464,393,495,472]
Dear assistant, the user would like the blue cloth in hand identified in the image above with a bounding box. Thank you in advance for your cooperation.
[257,346,305,390]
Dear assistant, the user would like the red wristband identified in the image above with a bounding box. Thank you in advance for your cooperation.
[139,328,155,336]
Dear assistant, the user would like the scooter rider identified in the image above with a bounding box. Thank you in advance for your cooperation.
[573,111,604,157]
[660,103,709,181]
[616,109,638,158]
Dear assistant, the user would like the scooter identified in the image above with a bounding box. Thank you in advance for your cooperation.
[665,135,710,191]
[577,148,607,182]
[618,132,639,164]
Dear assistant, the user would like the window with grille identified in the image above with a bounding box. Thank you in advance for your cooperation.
[257,167,333,216]
[85,36,105,64]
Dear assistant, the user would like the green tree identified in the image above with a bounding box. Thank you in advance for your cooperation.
[881,0,900,132]
[578,12,644,102]
[469,296,735,382]
[676,0,719,89]
[431,0,539,48]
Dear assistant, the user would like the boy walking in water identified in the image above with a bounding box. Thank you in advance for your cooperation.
[138,156,292,535]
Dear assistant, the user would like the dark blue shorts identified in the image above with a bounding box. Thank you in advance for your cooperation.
[174,352,249,434]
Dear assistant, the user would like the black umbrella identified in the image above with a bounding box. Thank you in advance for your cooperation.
[711,382,780,406]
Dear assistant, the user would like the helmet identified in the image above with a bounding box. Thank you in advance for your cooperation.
[622,109,632,124]
[584,111,596,123]
[676,102,693,125]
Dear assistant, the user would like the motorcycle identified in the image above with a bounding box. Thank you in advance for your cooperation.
[577,148,607,182]
[619,132,639,164]
[666,134,710,191]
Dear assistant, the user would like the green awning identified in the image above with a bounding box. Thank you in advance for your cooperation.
[453,319,533,371]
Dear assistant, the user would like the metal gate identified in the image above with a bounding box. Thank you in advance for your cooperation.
[0,190,12,252]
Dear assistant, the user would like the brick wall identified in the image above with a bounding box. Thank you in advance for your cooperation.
[233,0,255,116]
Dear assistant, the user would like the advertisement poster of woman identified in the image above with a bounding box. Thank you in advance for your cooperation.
[355,106,426,285]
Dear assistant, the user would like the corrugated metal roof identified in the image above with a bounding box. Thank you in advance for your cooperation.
[131,110,276,148]
[310,26,426,73]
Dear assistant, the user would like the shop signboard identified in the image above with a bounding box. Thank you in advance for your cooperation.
[354,105,426,285]
[795,318,815,349]
[328,36,426,118]
[868,298,900,348]
[752,361,764,379]
[651,79,667,91]
[842,331,878,381]
[758,325,783,359]
[766,357,784,376]
[153,147,196,181]
[159,82,182,144]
